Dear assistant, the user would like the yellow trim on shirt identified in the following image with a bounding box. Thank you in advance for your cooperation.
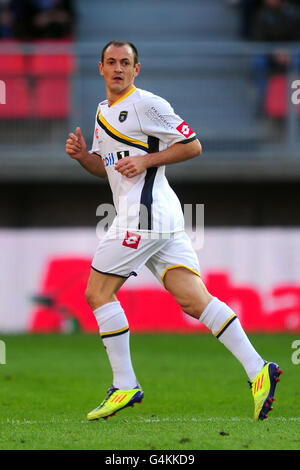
[97,108,149,150]
[110,86,137,107]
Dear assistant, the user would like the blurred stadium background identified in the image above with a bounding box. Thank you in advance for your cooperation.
[1,0,300,335]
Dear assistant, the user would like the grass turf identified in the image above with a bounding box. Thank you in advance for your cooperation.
[0,333,299,450]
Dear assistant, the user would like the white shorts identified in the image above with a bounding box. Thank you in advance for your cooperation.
[92,230,201,285]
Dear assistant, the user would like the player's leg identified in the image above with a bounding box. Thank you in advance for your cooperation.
[147,231,265,381]
[86,231,170,420]
[146,232,282,419]
[85,266,126,308]
[163,266,265,382]
[85,268,143,420]
[163,266,282,420]
[161,265,213,318]
[85,267,139,391]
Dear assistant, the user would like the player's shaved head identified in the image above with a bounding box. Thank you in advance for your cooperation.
[101,40,139,66]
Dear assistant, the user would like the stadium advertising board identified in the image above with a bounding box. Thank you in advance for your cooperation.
[1,228,299,333]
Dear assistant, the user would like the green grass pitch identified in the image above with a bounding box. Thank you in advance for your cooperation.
[0,333,299,450]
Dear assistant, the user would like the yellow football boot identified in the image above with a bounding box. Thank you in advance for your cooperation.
[250,361,282,420]
[87,386,144,421]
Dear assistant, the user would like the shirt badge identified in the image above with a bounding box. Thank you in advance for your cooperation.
[119,111,128,123]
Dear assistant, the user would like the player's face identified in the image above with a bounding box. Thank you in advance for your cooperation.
[99,45,140,96]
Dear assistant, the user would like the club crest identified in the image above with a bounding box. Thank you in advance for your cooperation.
[119,111,128,122]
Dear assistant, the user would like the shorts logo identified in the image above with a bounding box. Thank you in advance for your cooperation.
[176,121,194,138]
[119,111,128,123]
[122,231,141,249]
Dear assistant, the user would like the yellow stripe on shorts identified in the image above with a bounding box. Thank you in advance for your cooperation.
[161,264,201,285]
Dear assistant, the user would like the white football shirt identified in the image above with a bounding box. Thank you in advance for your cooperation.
[91,86,197,233]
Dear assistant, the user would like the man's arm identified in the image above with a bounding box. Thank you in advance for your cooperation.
[65,127,107,178]
[115,139,202,178]
[145,138,202,168]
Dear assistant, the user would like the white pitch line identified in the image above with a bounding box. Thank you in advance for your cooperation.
[1,416,300,425]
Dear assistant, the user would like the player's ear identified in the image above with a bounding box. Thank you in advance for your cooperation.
[99,61,104,76]
[134,62,141,78]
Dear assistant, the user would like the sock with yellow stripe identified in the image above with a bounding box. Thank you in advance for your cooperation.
[200,297,264,381]
[93,301,138,390]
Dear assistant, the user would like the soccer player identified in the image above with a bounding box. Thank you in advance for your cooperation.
[65,40,282,421]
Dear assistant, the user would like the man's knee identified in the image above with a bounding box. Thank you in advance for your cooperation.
[163,267,213,318]
[84,286,98,309]
[177,293,212,319]
[85,286,113,310]
[85,270,125,310]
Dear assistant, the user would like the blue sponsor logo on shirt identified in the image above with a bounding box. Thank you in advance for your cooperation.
[102,151,129,167]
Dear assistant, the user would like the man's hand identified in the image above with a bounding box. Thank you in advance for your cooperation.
[65,126,107,178]
[115,155,148,178]
[65,127,87,161]
[114,139,202,178]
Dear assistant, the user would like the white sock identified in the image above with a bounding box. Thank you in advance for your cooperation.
[200,297,265,381]
[93,301,138,390]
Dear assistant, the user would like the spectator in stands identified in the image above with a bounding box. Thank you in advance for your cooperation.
[12,0,76,40]
[229,0,263,40]
[250,0,300,116]
[252,0,300,41]
[0,0,14,38]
